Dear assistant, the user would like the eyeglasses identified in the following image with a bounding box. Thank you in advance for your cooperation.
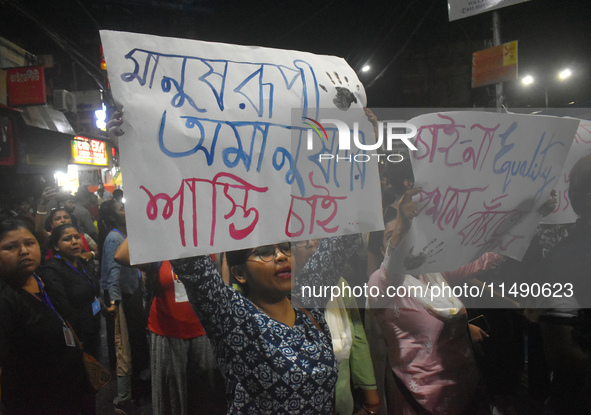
[292,239,321,249]
[248,242,292,262]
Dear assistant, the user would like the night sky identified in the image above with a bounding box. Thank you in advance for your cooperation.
[1,0,590,108]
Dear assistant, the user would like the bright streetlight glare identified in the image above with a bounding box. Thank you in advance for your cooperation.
[522,75,534,85]
[95,103,107,131]
[559,68,572,80]
[361,65,371,72]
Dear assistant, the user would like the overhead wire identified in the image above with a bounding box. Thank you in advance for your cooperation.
[72,0,102,30]
[273,0,339,45]
[350,0,419,70]
[0,0,105,89]
[366,0,437,88]
[344,2,402,64]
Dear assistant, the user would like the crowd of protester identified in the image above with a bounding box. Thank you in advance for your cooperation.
[0,112,590,415]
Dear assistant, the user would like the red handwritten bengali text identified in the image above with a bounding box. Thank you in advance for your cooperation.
[285,172,347,237]
[140,173,268,247]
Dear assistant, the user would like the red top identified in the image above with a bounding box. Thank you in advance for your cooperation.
[148,260,205,339]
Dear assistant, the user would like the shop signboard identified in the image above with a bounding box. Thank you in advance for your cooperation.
[71,136,109,166]
[6,66,46,106]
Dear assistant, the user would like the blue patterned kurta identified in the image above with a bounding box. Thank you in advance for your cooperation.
[172,235,358,415]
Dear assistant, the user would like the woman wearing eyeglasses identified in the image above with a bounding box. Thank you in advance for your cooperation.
[171,235,358,415]
[106,108,360,414]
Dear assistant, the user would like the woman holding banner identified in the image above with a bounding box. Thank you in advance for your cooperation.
[368,188,501,415]
[107,109,360,414]
[169,235,358,414]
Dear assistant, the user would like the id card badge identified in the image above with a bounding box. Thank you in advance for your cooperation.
[172,272,189,303]
[92,298,101,315]
[63,326,76,347]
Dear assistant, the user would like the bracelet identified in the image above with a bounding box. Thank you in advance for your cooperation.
[363,404,379,415]
[91,251,96,258]
[386,239,397,257]
[36,210,47,215]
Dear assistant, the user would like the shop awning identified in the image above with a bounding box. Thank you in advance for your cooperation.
[15,105,76,174]
[19,104,75,135]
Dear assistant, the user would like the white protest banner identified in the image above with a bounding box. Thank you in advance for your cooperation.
[100,31,383,264]
[542,120,591,224]
[389,111,579,274]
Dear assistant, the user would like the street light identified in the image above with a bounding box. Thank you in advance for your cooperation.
[558,68,572,80]
[520,68,573,107]
[361,65,371,73]
[521,75,534,85]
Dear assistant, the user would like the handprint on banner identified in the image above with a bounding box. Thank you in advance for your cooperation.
[403,238,444,271]
[318,71,360,110]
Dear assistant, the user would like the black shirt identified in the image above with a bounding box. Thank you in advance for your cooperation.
[40,256,100,350]
[0,277,92,414]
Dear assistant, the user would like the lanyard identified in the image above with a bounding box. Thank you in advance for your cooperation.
[32,274,66,326]
[55,254,96,291]
[112,228,125,238]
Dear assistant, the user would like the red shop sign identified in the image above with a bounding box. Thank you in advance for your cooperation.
[7,66,47,106]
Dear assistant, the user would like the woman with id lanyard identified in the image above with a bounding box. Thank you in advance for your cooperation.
[40,223,103,360]
[0,216,94,414]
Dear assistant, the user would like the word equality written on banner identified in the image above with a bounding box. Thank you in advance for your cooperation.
[389,111,579,275]
[100,31,383,264]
